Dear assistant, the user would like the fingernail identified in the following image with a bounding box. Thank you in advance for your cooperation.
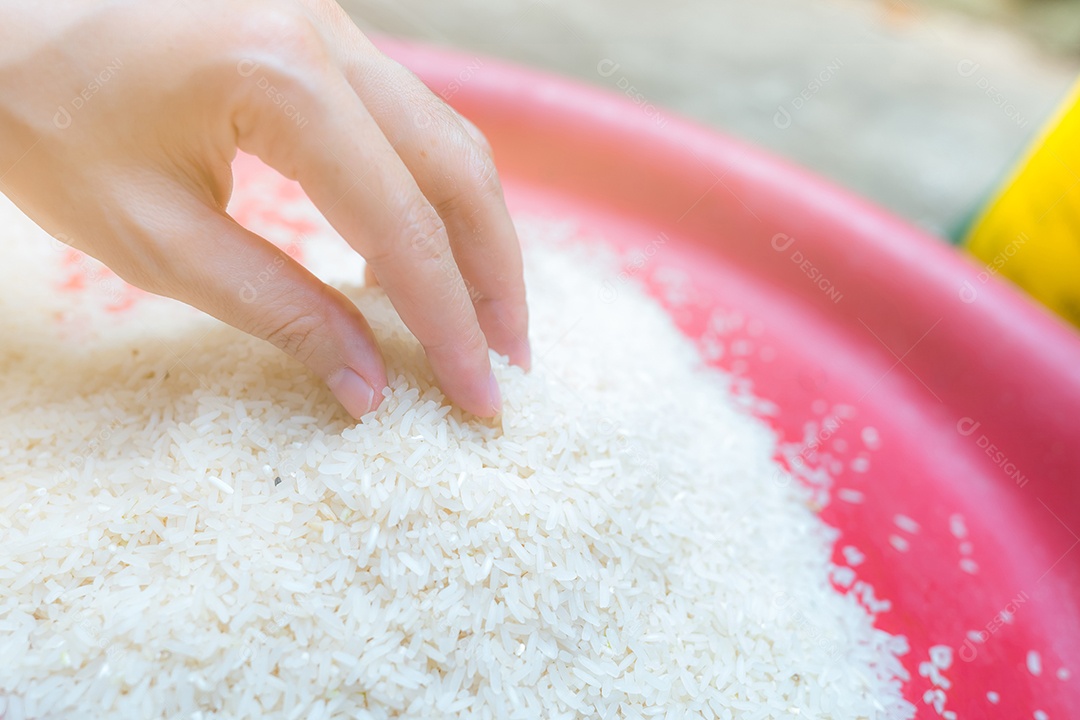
[327,368,377,419]
[488,369,502,415]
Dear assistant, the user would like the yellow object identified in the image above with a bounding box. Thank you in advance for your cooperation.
[965,77,1080,327]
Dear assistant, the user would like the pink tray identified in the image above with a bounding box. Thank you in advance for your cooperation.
[234,37,1080,718]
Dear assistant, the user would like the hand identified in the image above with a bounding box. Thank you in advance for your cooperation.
[0,0,529,418]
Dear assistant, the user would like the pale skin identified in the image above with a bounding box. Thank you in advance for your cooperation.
[0,0,530,419]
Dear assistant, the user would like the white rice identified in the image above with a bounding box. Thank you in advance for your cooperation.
[0,200,914,718]
[892,515,919,535]
[1028,650,1043,676]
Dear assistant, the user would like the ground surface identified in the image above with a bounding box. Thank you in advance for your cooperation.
[341,0,1079,239]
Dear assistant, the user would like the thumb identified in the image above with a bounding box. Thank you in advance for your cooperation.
[119,196,387,419]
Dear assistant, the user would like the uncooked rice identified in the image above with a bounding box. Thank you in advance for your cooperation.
[0,196,914,719]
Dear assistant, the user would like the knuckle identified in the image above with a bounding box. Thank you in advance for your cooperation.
[468,148,503,200]
[467,124,495,157]
[444,106,496,163]
[261,309,323,361]
[229,7,328,143]
[434,145,503,221]
[425,317,487,361]
[235,6,327,70]
[460,321,489,356]
[399,194,449,257]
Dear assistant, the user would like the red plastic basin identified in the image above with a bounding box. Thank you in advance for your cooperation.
[234,37,1080,718]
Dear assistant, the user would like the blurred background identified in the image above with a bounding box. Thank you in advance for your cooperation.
[339,0,1080,241]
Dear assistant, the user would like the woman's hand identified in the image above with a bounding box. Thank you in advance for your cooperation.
[0,0,529,418]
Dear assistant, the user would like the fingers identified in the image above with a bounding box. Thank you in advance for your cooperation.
[325,30,530,370]
[108,187,388,421]
[232,53,501,417]
[344,60,531,370]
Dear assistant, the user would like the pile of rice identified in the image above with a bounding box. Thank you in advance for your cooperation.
[0,198,913,718]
